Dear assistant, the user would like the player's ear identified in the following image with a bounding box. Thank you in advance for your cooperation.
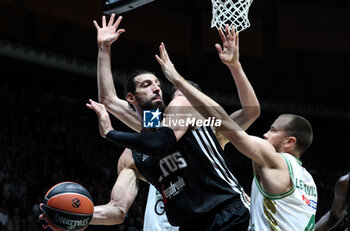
[126,92,136,105]
[284,136,297,149]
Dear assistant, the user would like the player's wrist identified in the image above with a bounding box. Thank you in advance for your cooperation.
[104,127,114,137]
[227,61,241,69]
[169,71,184,85]
[98,42,112,51]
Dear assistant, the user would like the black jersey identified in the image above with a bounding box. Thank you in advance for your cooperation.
[133,126,250,227]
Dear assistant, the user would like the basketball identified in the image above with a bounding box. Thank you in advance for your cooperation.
[42,182,94,231]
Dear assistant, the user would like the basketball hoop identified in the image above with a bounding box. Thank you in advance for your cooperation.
[211,0,254,32]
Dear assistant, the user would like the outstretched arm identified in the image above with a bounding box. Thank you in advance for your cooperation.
[215,25,260,131]
[156,44,291,195]
[315,175,348,231]
[93,14,141,132]
[155,44,282,168]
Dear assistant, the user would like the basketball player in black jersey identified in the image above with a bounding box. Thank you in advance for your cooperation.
[315,172,349,231]
[41,14,259,230]
[87,14,260,230]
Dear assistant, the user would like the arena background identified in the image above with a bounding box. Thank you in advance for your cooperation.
[0,0,349,230]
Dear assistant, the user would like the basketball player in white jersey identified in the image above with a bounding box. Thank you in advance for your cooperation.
[156,25,317,230]
[143,185,178,231]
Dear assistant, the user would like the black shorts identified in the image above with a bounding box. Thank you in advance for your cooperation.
[179,199,250,231]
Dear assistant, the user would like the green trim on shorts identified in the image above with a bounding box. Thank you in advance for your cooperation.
[254,153,295,200]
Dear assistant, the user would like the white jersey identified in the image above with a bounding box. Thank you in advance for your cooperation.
[143,184,179,231]
[249,153,317,231]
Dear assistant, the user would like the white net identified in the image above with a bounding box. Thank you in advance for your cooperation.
[211,0,254,32]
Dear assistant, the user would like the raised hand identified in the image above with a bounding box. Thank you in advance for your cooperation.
[215,24,239,66]
[93,13,125,47]
[86,99,114,138]
[155,42,180,84]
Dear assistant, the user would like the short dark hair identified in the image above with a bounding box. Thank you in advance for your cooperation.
[124,69,155,98]
[171,80,201,99]
[280,114,313,154]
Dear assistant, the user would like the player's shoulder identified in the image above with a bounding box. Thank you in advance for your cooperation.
[163,96,202,131]
[164,96,194,116]
[167,95,191,107]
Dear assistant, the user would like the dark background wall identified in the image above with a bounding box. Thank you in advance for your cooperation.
[0,0,349,230]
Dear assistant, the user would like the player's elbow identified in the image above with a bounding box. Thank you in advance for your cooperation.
[108,201,127,224]
[253,104,261,118]
[245,104,261,120]
[91,203,126,225]
[239,106,260,127]
[115,208,127,224]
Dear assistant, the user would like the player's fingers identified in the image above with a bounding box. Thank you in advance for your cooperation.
[90,100,105,111]
[215,43,222,54]
[236,32,239,46]
[155,55,164,65]
[39,211,50,229]
[113,16,123,28]
[161,43,171,61]
[159,43,166,60]
[116,29,125,37]
[108,13,115,26]
[225,24,230,37]
[86,99,95,108]
[93,20,100,30]
[102,15,106,27]
[231,26,236,39]
[90,99,99,104]
[218,28,227,43]
[86,103,91,108]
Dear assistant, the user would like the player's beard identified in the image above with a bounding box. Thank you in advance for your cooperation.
[135,95,165,112]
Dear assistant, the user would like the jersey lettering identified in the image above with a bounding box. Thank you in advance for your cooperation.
[154,199,165,215]
[295,178,317,197]
[159,152,187,177]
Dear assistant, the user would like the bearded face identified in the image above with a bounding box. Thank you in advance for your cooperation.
[135,92,165,111]
[128,73,165,112]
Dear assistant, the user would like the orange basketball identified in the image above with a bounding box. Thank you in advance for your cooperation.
[42,182,94,231]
